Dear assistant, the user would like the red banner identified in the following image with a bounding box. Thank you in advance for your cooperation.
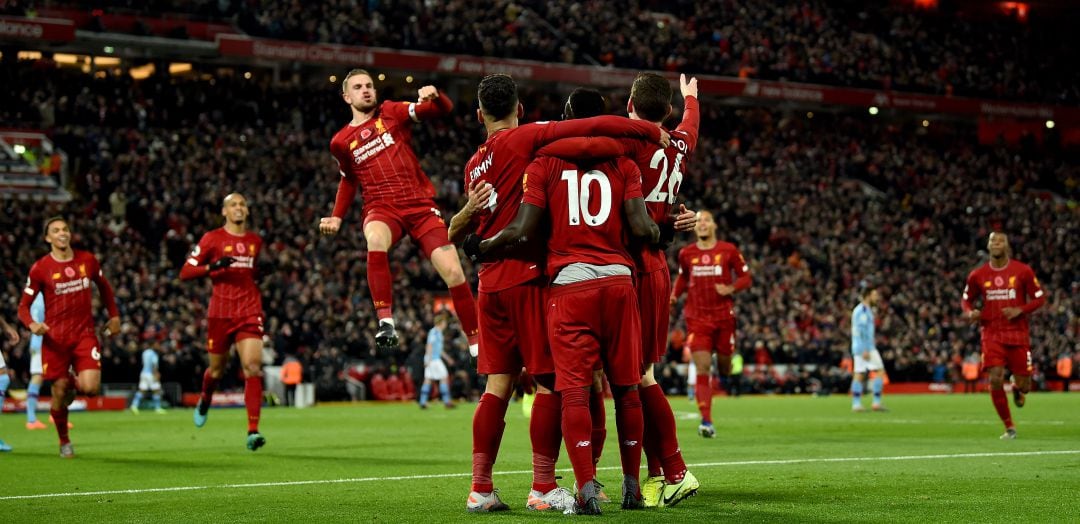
[0,15,75,42]
[217,35,1080,125]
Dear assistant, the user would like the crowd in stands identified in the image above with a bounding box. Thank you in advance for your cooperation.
[24,0,1080,103]
[1,59,1076,403]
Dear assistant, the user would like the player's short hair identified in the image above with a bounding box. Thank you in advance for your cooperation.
[222,192,246,206]
[564,88,607,120]
[42,215,67,235]
[477,74,518,121]
[860,285,876,299]
[630,72,673,122]
[342,68,373,93]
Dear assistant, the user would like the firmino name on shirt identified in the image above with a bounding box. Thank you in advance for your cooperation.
[469,152,493,183]
[352,133,396,164]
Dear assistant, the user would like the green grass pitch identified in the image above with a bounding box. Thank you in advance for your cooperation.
[2,393,1078,522]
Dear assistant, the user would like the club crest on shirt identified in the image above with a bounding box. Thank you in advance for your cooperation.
[79,264,86,276]
[1009,276,1016,287]
[375,119,386,134]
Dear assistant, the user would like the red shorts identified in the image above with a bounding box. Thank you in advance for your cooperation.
[686,316,736,357]
[981,340,1032,376]
[41,334,101,381]
[636,268,671,365]
[477,279,554,376]
[548,276,642,391]
[207,316,264,355]
[363,200,450,257]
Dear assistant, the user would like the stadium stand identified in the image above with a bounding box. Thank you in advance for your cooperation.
[23,0,1080,102]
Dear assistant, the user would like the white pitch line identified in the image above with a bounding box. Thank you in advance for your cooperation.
[1,449,1077,501]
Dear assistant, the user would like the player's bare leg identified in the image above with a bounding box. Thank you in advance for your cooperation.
[691,351,717,438]
[194,351,228,428]
[363,220,399,351]
[429,244,480,356]
[468,372,514,512]
[640,364,697,508]
[237,337,266,451]
[987,366,1016,438]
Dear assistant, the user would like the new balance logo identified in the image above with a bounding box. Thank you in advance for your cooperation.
[622,440,639,447]
[575,440,591,448]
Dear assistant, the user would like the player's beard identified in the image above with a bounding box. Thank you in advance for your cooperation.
[353,99,377,113]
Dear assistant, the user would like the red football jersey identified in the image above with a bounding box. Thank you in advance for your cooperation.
[464,116,663,292]
[673,241,750,321]
[523,155,643,279]
[962,259,1046,345]
[626,95,700,274]
[186,228,264,318]
[18,250,118,343]
[330,95,452,216]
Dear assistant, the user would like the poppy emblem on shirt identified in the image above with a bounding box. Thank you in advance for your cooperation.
[64,267,76,278]
[994,276,1005,287]
[702,254,711,264]
[237,243,247,255]
[360,129,372,140]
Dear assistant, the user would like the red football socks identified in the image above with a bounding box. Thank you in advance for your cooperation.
[614,388,644,479]
[991,388,1013,429]
[245,376,263,433]
[641,384,686,481]
[200,368,220,407]
[561,387,595,490]
[695,374,713,424]
[471,393,508,493]
[367,250,393,320]
[448,282,480,346]
[51,408,70,445]
[589,388,606,474]
[530,392,562,493]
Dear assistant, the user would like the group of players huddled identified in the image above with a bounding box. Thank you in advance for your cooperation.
[3,68,1047,515]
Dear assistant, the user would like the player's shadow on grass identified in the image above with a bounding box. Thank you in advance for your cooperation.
[88,455,223,470]
[270,452,462,468]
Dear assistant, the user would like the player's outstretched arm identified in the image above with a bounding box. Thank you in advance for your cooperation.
[471,203,544,260]
[448,180,494,243]
[411,86,454,121]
